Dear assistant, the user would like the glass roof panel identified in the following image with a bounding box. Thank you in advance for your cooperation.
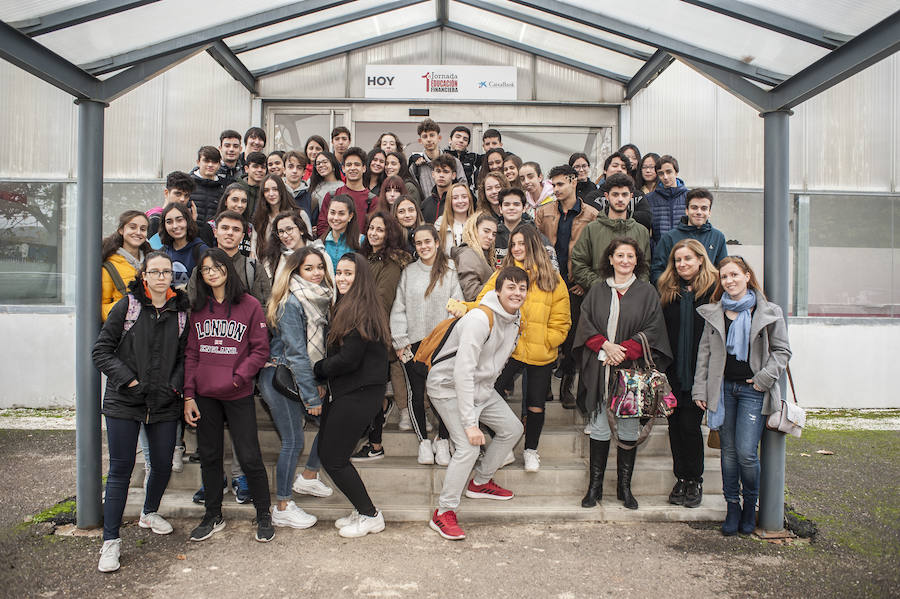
[0,0,93,23]
[450,2,645,78]
[552,0,831,75]
[240,2,436,73]
[740,0,897,38]
[33,0,302,66]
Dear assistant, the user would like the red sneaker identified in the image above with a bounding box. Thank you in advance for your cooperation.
[429,509,466,540]
[465,478,514,501]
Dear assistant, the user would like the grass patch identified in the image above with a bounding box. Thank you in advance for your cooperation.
[806,408,899,421]
[29,498,76,525]
[0,408,75,419]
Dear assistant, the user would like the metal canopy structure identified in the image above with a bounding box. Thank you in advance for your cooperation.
[0,0,898,533]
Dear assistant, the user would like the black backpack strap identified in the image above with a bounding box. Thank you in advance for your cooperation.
[103,261,128,295]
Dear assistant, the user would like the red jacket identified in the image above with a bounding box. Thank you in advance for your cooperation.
[184,293,269,401]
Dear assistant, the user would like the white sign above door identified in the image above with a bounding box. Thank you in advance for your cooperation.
[364,65,517,101]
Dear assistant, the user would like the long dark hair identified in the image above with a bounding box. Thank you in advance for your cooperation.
[261,210,313,275]
[253,174,296,256]
[637,152,661,191]
[599,237,648,279]
[308,150,341,197]
[362,211,411,266]
[327,253,391,348]
[215,183,250,219]
[158,203,198,247]
[321,194,361,251]
[412,224,452,298]
[479,149,506,183]
[192,247,246,311]
[371,175,406,215]
[304,135,329,162]
[366,147,386,191]
[101,210,151,262]
[618,143,642,181]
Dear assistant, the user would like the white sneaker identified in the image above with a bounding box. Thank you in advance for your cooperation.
[501,450,516,467]
[98,538,121,572]
[139,511,173,535]
[398,409,412,431]
[270,501,317,529]
[334,510,359,529]
[172,446,185,473]
[338,511,385,538]
[417,439,435,465]
[433,439,451,466]
[523,449,541,472]
[583,423,591,434]
[292,473,333,497]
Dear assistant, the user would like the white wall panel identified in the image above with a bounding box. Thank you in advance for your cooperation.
[104,76,164,179]
[441,30,533,101]
[0,61,74,179]
[159,52,252,176]
[347,31,441,98]
[629,61,716,186]
[534,58,623,104]
[257,55,348,98]
[715,86,763,189]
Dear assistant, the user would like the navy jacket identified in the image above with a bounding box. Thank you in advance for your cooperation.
[650,216,728,284]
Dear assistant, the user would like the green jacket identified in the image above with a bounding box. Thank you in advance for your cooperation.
[570,213,651,289]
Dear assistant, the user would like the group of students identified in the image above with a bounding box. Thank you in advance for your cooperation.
[91,121,792,571]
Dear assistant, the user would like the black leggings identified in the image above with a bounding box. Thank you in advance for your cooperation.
[103,416,177,540]
[667,386,705,481]
[495,359,553,450]
[319,384,385,516]
[196,395,270,519]
[401,341,449,441]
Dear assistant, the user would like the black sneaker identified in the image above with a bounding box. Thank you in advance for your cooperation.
[683,480,703,508]
[350,443,385,462]
[255,514,275,542]
[668,478,686,505]
[190,514,225,542]
[192,486,205,505]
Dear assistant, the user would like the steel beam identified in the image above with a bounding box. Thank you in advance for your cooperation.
[12,0,160,37]
[252,22,440,77]
[456,0,652,61]
[101,45,208,102]
[0,21,101,99]
[230,0,425,54]
[679,56,771,113]
[447,23,631,84]
[508,0,787,86]
[74,99,106,529]
[758,108,791,533]
[207,41,256,94]
[625,50,674,99]
[80,0,346,75]
[681,0,849,49]
[769,10,900,110]
[436,0,449,26]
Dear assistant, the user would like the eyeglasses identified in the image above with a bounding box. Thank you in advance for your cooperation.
[277,225,297,237]
[199,265,225,275]
[146,269,173,279]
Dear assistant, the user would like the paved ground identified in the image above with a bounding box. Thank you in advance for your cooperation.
[0,418,897,598]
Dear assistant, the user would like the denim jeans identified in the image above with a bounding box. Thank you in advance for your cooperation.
[259,366,308,500]
[104,416,177,540]
[718,380,766,505]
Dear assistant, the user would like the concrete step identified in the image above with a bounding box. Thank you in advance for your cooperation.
[132,456,722,498]
[124,489,727,524]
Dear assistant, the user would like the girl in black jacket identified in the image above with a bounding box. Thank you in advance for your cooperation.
[91,251,189,573]
[313,253,391,539]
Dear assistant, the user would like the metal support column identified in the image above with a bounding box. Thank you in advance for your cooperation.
[75,98,106,529]
[793,195,810,317]
[758,109,791,532]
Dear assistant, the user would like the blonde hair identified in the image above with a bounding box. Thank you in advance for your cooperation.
[438,183,474,252]
[501,224,558,292]
[266,247,333,328]
[461,212,497,270]
[657,239,719,306]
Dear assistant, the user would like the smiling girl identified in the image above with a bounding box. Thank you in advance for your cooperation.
[251,174,299,259]
[159,203,208,289]
[435,183,474,255]
[101,210,152,320]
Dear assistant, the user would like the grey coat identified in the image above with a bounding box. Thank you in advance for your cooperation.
[692,299,792,416]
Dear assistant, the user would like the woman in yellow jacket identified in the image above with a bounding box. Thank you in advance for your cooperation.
[467,223,570,472]
[101,210,152,321]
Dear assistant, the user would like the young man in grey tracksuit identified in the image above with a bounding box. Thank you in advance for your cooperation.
[426,266,529,540]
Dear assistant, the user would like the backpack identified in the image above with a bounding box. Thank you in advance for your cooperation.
[102,261,128,295]
[413,304,494,370]
[121,294,187,338]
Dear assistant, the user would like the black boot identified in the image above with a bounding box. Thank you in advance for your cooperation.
[668,478,686,505]
[739,499,757,535]
[581,439,610,508]
[560,374,576,409]
[722,501,741,536]
[616,443,639,510]
[683,479,703,508]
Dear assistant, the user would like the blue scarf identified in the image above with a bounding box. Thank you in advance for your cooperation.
[721,289,756,361]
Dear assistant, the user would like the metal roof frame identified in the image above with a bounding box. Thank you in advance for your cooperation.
[11,0,160,37]
[207,41,257,94]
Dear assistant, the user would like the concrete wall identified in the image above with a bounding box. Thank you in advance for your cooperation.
[2,311,897,409]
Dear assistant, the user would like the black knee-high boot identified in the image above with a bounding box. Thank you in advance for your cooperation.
[616,443,639,510]
[581,439,610,508]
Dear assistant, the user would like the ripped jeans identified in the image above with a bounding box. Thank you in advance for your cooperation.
[718,381,766,505]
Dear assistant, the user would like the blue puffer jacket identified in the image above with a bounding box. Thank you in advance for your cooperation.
[650,216,729,284]
[645,179,688,249]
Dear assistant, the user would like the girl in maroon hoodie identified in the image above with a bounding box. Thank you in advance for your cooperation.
[183,248,273,543]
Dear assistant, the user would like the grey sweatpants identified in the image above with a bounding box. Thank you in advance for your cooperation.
[431,391,523,512]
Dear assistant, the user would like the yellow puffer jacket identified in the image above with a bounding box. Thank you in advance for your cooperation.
[470,261,571,366]
[101,253,138,321]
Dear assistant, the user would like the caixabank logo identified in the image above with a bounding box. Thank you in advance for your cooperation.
[421,71,458,93]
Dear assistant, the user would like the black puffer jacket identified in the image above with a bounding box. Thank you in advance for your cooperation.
[313,331,389,398]
[92,278,190,423]
[190,172,226,224]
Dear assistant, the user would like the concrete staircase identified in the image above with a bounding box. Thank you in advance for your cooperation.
[125,379,725,523]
